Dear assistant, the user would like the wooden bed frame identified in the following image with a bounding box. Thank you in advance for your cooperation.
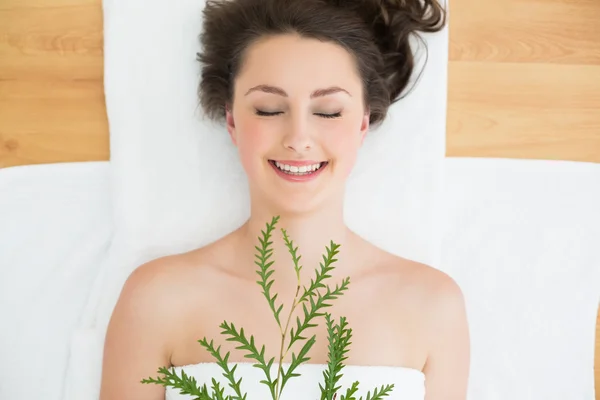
[1,0,599,396]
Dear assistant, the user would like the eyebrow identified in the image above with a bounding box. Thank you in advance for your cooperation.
[244,85,351,98]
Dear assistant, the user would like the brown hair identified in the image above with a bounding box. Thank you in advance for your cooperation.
[197,0,446,127]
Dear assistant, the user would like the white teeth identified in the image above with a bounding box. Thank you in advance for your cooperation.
[274,161,325,175]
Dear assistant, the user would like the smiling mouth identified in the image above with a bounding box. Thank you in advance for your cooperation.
[268,160,329,176]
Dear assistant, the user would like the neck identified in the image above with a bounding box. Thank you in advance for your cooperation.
[237,195,355,292]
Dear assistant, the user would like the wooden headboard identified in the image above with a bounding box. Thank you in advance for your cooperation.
[1,0,599,396]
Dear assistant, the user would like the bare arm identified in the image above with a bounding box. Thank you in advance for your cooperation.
[100,260,176,400]
[423,276,470,400]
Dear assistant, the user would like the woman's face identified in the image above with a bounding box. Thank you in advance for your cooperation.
[227,34,369,214]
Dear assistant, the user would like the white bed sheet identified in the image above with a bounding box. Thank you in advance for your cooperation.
[439,158,600,400]
[1,158,598,400]
[0,162,113,400]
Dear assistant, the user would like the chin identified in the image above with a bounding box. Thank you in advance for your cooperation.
[267,193,327,217]
[249,160,344,216]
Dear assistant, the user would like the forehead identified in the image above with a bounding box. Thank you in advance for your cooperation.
[236,34,362,96]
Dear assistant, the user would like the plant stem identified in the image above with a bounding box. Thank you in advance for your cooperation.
[274,279,302,399]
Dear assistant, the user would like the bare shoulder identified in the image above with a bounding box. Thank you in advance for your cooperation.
[376,252,463,298]
[100,248,221,399]
[110,236,239,337]
[106,250,213,352]
[408,258,464,305]
[119,253,194,310]
[409,255,459,293]
[375,252,467,325]
[123,251,202,291]
[116,246,221,318]
[381,254,470,398]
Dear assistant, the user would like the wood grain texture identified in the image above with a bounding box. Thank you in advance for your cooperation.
[447,62,600,162]
[446,0,600,162]
[0,0,107,167]
[0,0,599,396]
[449,0,600,65]
[0,80,108,166]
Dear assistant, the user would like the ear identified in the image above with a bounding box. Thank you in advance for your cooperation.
[225,105,237,146]
[359,112,370,145]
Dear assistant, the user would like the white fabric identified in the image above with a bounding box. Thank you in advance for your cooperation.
[439,158,600,400]
[64,0,451,398]
[164,363,425,399]
[2,160,599,400]
[0,162,113,400]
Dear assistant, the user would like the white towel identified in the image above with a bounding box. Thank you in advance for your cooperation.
[439,157,600,400]
[0,162,113,400]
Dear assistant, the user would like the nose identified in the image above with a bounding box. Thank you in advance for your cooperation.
[282,113,313,152]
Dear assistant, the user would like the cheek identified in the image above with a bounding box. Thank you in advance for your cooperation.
[235,119,273,175]
[325,121,362,176]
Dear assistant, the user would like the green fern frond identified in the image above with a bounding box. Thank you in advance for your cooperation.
[285,242,345,354]
[360,384,395,400]
[337,382,395,400]
[196,338,247,400]
[288,275,350,352]
[255,216,285,328]
[298,241,341,303]
[141,366,213,399]
[142,217,396,400]
[209,378,228,400]
[339,381,360,400]
[319,313,352,400]
[213,322,278,398]
[277,333,317,387]
[280,228,302,280]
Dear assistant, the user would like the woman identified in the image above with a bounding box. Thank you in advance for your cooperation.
[100,0,470,398]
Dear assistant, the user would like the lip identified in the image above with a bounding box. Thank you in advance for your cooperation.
[270,160,325,166]
[268,160,328,183]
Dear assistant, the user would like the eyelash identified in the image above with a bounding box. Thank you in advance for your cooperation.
[255,110,342,119]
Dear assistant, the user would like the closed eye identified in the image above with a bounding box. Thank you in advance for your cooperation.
[255,110,342,119]
[315,112,342,119]
[255,110,283,117]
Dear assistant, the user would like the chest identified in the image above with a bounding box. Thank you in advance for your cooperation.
[170,275,426,368]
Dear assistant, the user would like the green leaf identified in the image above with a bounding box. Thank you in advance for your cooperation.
[360,384,395,400]
[319,313,352,400]
[213,321,277,398]
[338,381,360,400]
[195,337,247,400]
[142,366,213,399]
[255,216,285,329]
